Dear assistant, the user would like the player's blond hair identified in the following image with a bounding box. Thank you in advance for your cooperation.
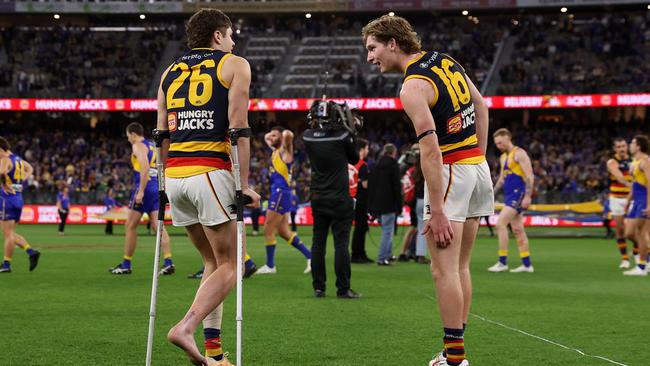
[362,15,421,54]
[493,128,512,139]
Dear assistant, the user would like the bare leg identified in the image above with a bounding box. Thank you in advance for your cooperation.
[2,221,16,262]
[614,215,625,240]
[277,214,293,241]
[123,210,142,258]
[263,210,282,243]
[495,207,518,254]
[168,221,239,365]
[428,220,465,329]
[510,214,530,256]
[13,232,27,248]
[638,220,650,266]
[460,218,479,325]
[175,224,222,362]
[149,214,172,255]
[625,218,637,244]
[262,210,283,268]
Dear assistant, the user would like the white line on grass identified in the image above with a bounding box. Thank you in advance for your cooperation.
[469,313,628,366]
[419,292,628,366]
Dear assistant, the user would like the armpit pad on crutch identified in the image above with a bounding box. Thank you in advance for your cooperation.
[228,128,252,142]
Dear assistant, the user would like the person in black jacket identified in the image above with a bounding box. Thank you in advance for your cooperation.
[369,143,403,265]
[303,122,361,299]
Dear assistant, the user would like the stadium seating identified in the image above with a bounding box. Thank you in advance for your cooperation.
[498,12,650,95]
[1,10,646,98]
[0,26,171,98]
[2,10,649,207]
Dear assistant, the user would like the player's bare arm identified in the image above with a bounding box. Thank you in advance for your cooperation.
[22,160,34,181]
[133,142,150,204]
[223,55,260,207]
[607,159,632,187]
[641,157,650,216]
[281,129,294,164]
[0,156,14,194]
[264,132,274,149]
[466,76,489,154]
[156,66,173,168]
[517,148,535,209]
[494,157,505,193]
[400,78,453,248]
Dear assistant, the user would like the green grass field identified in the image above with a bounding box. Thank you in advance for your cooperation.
[1,224,647,366]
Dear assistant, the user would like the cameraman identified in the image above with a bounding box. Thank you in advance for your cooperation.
[303,101,361,299]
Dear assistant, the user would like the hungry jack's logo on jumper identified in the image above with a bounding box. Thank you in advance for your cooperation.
[168,112,177,132]
[447,114,462,134]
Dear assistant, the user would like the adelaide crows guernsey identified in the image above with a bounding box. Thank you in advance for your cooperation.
[609,154,632,198]
[403,51,484,165]
[162,48,233,178]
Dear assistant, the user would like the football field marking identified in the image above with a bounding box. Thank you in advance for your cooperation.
[419,292,628,366]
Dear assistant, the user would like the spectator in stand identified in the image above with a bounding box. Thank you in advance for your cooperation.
[498,12,650,95]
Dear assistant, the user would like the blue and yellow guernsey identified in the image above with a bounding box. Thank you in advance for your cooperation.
[131,139,158,189]
[501,147,526,193]
[269,150,292,191]
[3,153,26,194]
[162,48,233,178]
[631,159,648,201]
[403,51,485,165]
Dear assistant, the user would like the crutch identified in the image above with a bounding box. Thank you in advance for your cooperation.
[229,127,252,366]
[146,129,170,366]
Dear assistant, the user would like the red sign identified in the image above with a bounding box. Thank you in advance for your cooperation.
[0,94,648,112]
[20,204,599,227]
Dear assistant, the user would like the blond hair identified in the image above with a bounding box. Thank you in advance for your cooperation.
[362,15,421,54]
[493,128,512,139]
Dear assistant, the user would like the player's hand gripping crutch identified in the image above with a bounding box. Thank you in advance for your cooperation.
[229,127,256,366]
[146,129,170,366]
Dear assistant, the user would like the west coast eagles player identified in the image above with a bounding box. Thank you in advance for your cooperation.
[488,128,535,273]
[109,122,175,275]
[256,126,312,275]
[623,135,650,276]
[0,137,40,273]
[363,15,493,366]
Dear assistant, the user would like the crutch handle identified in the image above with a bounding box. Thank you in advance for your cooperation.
[152,129,170,147]
[242,195,253,205]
